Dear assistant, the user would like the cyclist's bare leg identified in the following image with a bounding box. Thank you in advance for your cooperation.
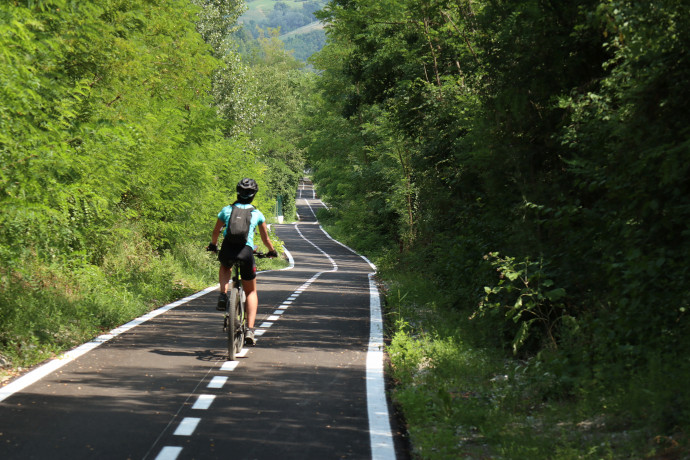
[241,278,258,328]
[219,265,231,294]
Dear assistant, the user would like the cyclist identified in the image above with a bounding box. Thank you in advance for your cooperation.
[207,178,278,345]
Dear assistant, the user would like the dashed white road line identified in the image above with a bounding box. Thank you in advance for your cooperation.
[192,394,216,410]
[173,417,201,436]
[154,446,182,460]
[220,361,239,371]
[207,376,227,389]
[236,348,249,358]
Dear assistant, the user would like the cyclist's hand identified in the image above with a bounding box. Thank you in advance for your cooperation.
[267,249,278,258]
[206,242,218,253]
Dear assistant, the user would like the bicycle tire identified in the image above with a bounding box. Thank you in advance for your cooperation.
[227,285,239,360]
[235,290,247,353]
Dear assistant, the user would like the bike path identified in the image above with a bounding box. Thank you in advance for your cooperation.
[146,192,391,459]
[0,184,402,460]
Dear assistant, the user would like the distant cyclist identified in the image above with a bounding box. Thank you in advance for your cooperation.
[207,178,277,345]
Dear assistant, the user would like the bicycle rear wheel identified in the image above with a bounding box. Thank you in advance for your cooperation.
[227,286,238,360]
[227,283,245,360]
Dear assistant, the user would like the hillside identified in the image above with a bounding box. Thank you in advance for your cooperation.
[238,0,327,62]
[280,20,324,39]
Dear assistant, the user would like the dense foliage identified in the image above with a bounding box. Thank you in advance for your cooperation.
[0,0,304,373]
[306,0,690,457]
[3,0,688,456]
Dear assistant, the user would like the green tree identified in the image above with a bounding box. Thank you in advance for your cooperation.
[0,0,268,368]
[240,28,308,220]
[306,0,690,452]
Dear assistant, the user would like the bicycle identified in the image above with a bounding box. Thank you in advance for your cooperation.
[219,250,270,361]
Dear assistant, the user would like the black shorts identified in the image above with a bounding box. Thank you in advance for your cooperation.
[218,244,257,281]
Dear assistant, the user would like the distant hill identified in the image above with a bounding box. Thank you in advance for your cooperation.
[279,20,324,39]
[238,0,327,62]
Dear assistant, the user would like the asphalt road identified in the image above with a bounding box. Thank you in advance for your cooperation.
[0,180,405,460]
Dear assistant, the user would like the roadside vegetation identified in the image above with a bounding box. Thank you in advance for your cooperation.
[309,1,690,458]
[0,0,304,382]
[3,1,689,458]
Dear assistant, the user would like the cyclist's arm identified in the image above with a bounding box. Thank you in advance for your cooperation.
[258,222,275,253]
[211,218,224,246]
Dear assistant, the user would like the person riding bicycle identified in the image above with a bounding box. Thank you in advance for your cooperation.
[207,178,278,345]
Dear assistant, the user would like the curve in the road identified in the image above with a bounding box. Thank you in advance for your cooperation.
[0,181,397,460]
[152,185,396,459]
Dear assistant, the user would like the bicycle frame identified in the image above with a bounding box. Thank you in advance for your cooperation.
[218,250,268,360]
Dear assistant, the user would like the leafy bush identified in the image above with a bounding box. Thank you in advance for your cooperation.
[476,253,567,355]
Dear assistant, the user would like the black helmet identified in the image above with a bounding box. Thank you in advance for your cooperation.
[236,178,259,201]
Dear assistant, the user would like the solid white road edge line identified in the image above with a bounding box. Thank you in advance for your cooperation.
[0,285,217,402]
[282,247,295,270]
[299,190,396,459]
[367,273,396,459]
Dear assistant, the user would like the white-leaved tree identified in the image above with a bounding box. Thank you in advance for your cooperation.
[190,0,245,56]
[190,0,265,136]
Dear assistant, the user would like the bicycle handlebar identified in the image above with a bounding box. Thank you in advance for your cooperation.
[206,243,276,259]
